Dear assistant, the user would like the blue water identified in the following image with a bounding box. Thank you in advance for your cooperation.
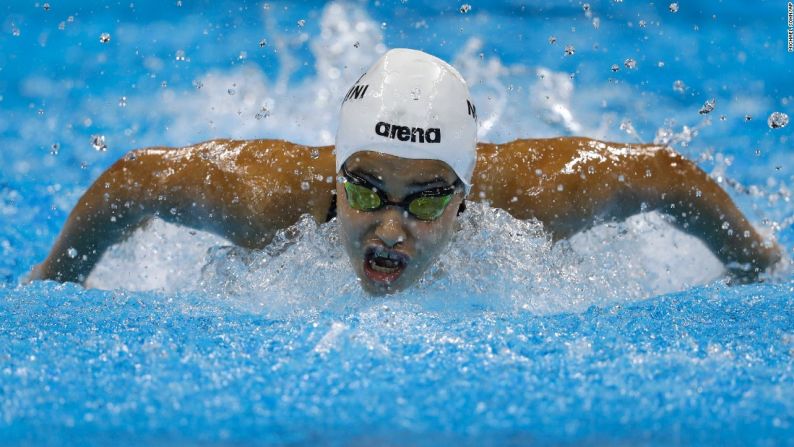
[1,0,794,445]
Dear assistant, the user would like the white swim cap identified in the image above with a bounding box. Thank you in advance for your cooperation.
[335,48,478,192]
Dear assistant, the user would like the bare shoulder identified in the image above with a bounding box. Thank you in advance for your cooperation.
[488,137,674,168]
[127,138,337,228]
[132,138,336,179]
[472,137,681,224]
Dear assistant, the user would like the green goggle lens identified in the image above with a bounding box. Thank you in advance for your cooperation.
[343,181,454,221]
[407,195,452,220]
[344,182,382,210]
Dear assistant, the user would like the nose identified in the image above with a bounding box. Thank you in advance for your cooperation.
[374,208,408,248]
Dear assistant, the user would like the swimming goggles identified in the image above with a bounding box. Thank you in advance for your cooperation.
[341,164,461,221]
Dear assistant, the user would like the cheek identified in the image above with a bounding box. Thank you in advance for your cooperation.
[409,215,456,256]
[337,202,370,250]
[421,198,461,251]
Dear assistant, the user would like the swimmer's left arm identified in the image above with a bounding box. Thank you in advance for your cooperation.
[645,147,782,281]
[482,138,781,281]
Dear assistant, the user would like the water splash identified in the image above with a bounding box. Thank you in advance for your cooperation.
[88,202,729,316]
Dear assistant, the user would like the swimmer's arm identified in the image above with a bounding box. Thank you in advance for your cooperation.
[645,149,781,281]
[491,138,781,281]
[565,142,780,280]
[29,140,336,284]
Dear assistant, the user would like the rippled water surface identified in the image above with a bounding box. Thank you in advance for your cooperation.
[1,0,793,445]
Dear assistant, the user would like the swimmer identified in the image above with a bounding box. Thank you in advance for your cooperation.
[29,48,782,293]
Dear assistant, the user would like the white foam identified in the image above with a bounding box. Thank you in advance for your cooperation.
[88,203,724,316]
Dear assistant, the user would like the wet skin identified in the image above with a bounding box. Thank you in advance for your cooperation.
[29,137,782,287]
[337,152,464,294]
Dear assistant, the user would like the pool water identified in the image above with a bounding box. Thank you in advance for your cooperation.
[1,1,793,445]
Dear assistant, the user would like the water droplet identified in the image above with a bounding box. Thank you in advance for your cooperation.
[610,64,620,72]
[618,174,625,182]
[754,148,761,156]
[698,98,716,115]
[695,189,702,197]
[645,169,652,178]
[381,22,388,30]
[548,36,557,44]
[721,221,730,230]
[161,81,167,88]
[353,41,360,48]
[58,21,65,30]
[592,17,600,29]
[118,96,127,107]
[410,88,421,101]
[301,181,310,191]
[719,115,726,121]
[624,58,636,69]
[582,3,590,12]
[297,19,306,27]
[90,135,107,151]
[564,45,575,56]
[192,80,203,90]
[43,3,50,11]
[50,143,59,155]
[639,20,647,28]
[619,118,635,134]
[80,161,88,169]
[238,51,247,60]
[169,207,177,215]
[459,4,472,13]
[263,3,270,10]
[175,49,186,61]
[557,184,564,191]
[227,88,236,96]
[110,216,116,222]
[99,32,111,43]
[310,148,320,159]
[587,165,595,175]
[67,16,74,23]
[743,230,751,238]
[669,2,679,13]
[744,114,752,122]
[767,111,789,129]
[673,80,685,93]
[259,39,267,48]
[37,109,45,116]
[255,106,270,120]
[12,26,20,37]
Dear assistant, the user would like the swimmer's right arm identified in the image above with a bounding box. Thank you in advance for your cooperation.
[28,139,336,283]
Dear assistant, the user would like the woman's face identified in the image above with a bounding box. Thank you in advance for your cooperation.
[336,151,465,295]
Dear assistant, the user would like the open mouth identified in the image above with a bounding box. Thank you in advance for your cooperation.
[363,246,409,284]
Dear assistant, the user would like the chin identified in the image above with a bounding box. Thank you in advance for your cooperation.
[358,274,411,295]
